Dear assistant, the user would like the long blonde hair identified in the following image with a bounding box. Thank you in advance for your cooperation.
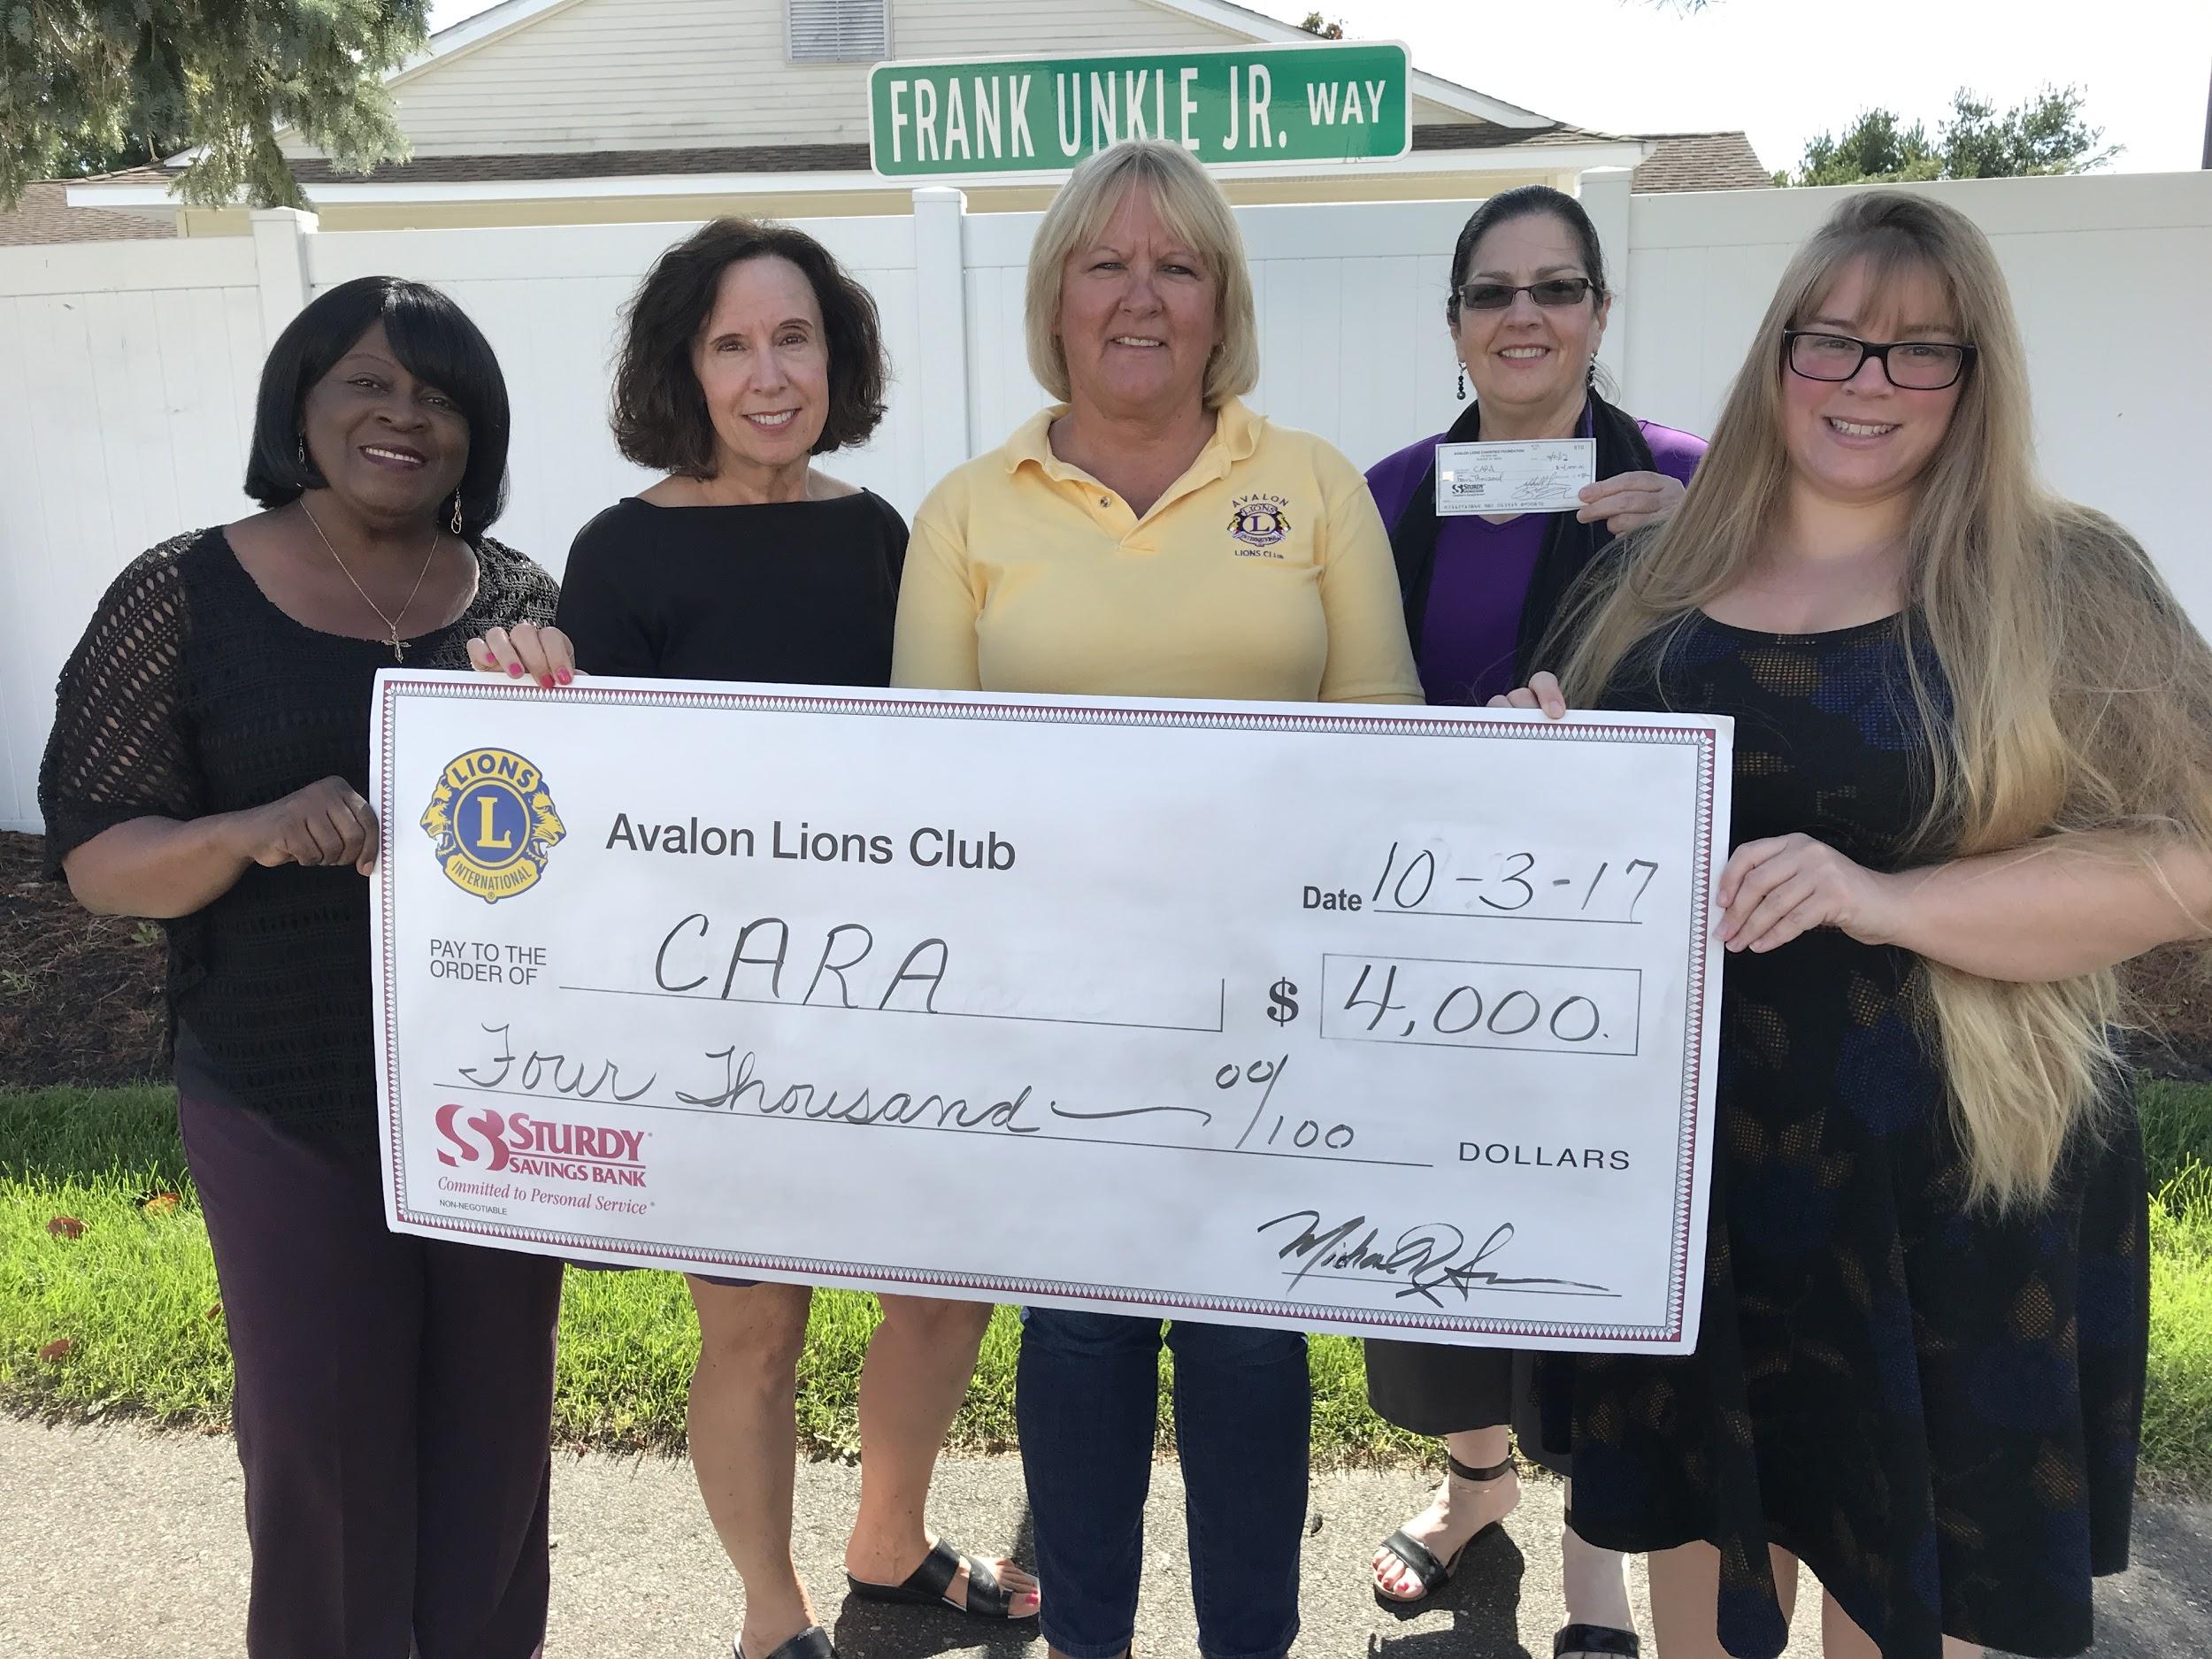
[1556,189,2212,1210]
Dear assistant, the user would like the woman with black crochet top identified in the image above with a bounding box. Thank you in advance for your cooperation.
[37,277,563,1659]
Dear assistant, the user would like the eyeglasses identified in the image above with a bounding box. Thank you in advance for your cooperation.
[1455,277,1598,311]
[1783,329,1977,391]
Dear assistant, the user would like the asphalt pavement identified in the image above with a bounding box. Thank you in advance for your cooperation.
[0,1415,2196,1655]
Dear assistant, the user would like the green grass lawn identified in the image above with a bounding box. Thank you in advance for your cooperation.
[0,1082,1426,1464]
[2140,1076,2212,1191]
[4,1079,2205,1477]
[2147,1167,2212,1485]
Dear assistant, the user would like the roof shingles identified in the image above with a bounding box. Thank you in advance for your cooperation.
[264,123,1763,192]
[0,180,175,247]
[52,127,1773,226]
[1630,131,1772,194]
[255,122,1620,188]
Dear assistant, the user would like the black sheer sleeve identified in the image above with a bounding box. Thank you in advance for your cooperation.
[471,534,559,631]
[37,533,205,879]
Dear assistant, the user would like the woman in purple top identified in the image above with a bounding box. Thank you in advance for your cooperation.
[1362,186,1706,1659]
[1367,185,1705,708]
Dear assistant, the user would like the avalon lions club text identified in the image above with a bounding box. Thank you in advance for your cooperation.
[603,814,1016,872]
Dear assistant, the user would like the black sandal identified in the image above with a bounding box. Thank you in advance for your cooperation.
[1373,1453,1515,1603]
[845,1538,1036,1620]
[1555,1624,1640,1658]
[736,1626,835,1659]
[1555,1507,1640,1658]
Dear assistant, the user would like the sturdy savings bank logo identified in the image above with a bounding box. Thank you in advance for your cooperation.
[419,748,566,903]
[435,1102,649,1189]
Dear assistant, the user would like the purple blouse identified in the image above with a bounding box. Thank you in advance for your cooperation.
[1365,407,1707,705]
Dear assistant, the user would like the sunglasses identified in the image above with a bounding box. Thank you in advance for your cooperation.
[1455,277,1598,311]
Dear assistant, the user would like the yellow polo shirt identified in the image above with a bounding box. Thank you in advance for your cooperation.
[892,397,1420,704]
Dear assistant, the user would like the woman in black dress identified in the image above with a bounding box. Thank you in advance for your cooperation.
[40,277,563,1658]
[476,219,1037,1659]
[1494,191,2208,1656]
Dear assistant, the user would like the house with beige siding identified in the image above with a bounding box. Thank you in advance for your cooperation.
[57,0,1768,238]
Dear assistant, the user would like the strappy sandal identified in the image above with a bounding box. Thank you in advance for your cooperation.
[844,1538,1036,1620]
[736,1625,835,1659]
[1555,1506,1640,1658]
[1372,1452,1515,1603]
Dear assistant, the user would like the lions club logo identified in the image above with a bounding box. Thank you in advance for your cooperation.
[419,749,566,904]
[1227,493,1292,556]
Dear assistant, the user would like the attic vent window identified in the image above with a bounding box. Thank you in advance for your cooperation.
[787,0,889,64]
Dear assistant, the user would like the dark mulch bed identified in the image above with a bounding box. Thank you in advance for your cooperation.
[4,827,2211,1089]
[2,831,170,1088]
[2127,941,2212,1082]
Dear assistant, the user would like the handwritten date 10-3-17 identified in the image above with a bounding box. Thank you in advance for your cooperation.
[1369,841,1661,926]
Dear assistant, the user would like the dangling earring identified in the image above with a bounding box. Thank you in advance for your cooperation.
[296,434,309,467]
[1456,366,1467,402]
[449,495,465,536]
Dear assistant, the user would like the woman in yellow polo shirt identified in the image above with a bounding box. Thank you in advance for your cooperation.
[893,137,1420,1659]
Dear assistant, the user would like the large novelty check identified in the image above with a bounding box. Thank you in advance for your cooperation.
[370,675,1731,1353]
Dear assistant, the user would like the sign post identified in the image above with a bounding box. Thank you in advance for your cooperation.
[868,42,1411,180]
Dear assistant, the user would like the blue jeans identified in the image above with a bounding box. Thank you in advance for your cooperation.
[1016,1308,1310,1659]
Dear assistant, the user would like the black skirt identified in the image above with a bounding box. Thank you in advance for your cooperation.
[1363,1340,1570,1477]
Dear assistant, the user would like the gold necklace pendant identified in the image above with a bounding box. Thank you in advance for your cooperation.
[301,501,441,658]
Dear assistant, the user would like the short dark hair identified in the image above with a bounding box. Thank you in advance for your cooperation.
[244,275,511,536]
[1445,185,1610,329]
[611,219,889,474]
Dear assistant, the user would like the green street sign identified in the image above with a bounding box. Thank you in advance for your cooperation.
[868,41,1411,179]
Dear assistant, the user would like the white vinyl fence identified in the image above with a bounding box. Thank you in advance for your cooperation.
[3,168,2208,833]
[0,239,268,835]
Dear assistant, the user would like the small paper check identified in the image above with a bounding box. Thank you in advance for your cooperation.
[1435,438,1597,515]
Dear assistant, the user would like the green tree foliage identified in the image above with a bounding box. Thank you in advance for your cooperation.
[1938,86,2120,178]
[50,123,172,176]
[1787,107,1943,188]
[0,2,431,211]
[1780,84,2119,188]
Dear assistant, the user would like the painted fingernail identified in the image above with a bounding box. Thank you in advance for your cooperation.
[507,661,524,677]
[538,673,554,688]
[556,668,572,685]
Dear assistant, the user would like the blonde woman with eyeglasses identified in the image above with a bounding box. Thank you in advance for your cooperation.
[1491,189,2206,1657]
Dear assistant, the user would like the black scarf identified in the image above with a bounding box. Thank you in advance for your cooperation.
[1387,391,1657,687]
